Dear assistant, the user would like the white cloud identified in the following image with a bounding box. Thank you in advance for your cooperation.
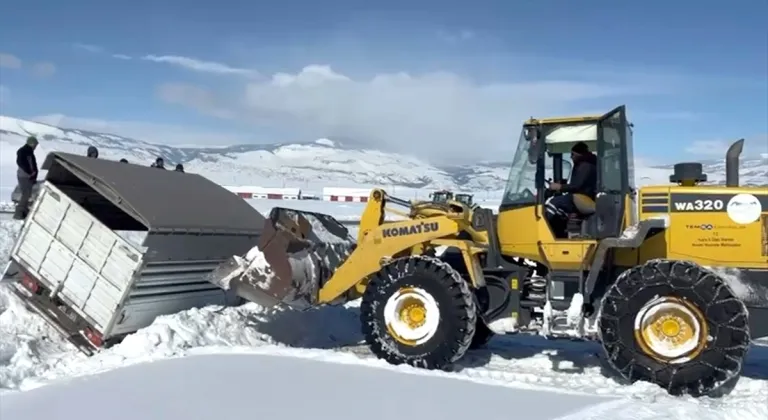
[0,53,22,69]
[31,62,56,78]
[141,55,257,77]
[155,83,238,120]
[73,43,257,77]
[685,136,768,159]
[157,64,660,162]
[31,114,253,147]
[73,43,104,54]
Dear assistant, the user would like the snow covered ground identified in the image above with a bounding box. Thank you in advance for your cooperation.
[0,211,767,419]
[1,354,611,420]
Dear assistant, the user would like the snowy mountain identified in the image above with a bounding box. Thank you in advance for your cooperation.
[1,115,765,194]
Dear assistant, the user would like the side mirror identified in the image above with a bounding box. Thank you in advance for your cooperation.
[525,126,544,164]
[527,139,545,164]
[524,126,536,142]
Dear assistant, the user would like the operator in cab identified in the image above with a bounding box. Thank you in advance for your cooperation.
[545,142,597,238]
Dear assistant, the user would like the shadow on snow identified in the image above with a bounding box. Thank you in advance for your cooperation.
[238,303,768,383]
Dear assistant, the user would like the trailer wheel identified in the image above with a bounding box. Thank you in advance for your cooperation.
[598,259,750,397]
[469,317,495,349]
[360,255,477,369]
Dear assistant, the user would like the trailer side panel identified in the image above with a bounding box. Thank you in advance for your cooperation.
[11,183,144,333]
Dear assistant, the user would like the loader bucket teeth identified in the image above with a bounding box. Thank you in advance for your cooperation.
[208,207,356,309]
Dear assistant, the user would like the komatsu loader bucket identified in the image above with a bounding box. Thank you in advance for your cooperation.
[208,207,356,310]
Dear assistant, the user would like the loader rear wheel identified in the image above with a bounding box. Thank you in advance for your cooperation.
[360,255,477,370]
[598,259,750,397]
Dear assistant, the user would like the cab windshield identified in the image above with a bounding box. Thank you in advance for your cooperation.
[501,129,537,207]
[500,126,573,207]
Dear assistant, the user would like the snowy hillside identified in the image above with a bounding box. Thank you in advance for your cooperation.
[0,115,491,192]
[1,115,766,196]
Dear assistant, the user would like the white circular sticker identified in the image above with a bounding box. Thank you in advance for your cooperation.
[726,194,762,224]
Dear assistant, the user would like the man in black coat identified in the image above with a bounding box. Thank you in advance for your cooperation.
[544,142,598,238]
[87,146,99,158]
[150,157,166,169]
[14,136,39,220]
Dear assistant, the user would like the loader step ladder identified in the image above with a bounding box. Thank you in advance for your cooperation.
[541,271,586,338]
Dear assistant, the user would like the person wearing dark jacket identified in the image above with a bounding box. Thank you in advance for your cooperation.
[14,136,39,219]
[544,142,598,238]
[119,158,129,163]
[151,157,166,169]
[175,163,184,173]
[87,146,99,158]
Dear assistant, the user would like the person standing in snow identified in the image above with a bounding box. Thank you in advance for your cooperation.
[87,146,99,158]
[14,136,39,220]
[151,157,166,169]
[175,163,184,173]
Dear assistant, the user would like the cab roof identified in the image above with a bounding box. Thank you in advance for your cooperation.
[524,114,603,126]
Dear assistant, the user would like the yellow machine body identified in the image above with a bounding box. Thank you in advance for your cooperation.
[495,184,768,271]
[628,185,768,269]
[209,104,766,399]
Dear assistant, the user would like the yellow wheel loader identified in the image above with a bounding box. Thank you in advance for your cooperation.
[430,190,454,203]
[454,193,474,207]
[209,105,767,398]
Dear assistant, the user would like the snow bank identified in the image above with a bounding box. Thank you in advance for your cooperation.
[1,294,363,391]
[557,396,768,420]
[1,354,609,420]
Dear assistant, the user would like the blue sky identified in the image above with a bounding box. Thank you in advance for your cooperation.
[0,0,766,163]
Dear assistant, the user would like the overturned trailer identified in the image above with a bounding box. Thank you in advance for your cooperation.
[2,152,265,354]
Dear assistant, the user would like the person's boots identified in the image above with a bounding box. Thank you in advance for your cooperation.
[13,205,28,220]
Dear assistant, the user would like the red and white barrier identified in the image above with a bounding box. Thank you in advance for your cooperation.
[222,185,503,203]
[223,186,300,200]
[327,195,368,202]
[322,187,371,202]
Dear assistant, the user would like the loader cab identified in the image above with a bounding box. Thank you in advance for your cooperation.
[454,193,474,206]
[500,105,634,240]
[430,190,454,203]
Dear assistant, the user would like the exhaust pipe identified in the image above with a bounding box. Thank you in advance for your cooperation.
[725,139,744,187]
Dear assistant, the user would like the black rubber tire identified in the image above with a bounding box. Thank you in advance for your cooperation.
[360,255,477,370]
[598,259,750,397]
[469,317,495,349]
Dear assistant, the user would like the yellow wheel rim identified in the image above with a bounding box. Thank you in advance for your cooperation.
[400,298,427,328]
[384,287,440,347]
[633,296,709,364]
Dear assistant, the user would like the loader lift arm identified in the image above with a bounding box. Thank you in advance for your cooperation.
[320,188,485,303]
[210,187,490,310]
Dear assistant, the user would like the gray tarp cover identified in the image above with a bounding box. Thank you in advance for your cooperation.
[41,151,266,234]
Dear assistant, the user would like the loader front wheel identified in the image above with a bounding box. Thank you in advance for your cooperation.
[598,259,750,397]
[361,256,477,370]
